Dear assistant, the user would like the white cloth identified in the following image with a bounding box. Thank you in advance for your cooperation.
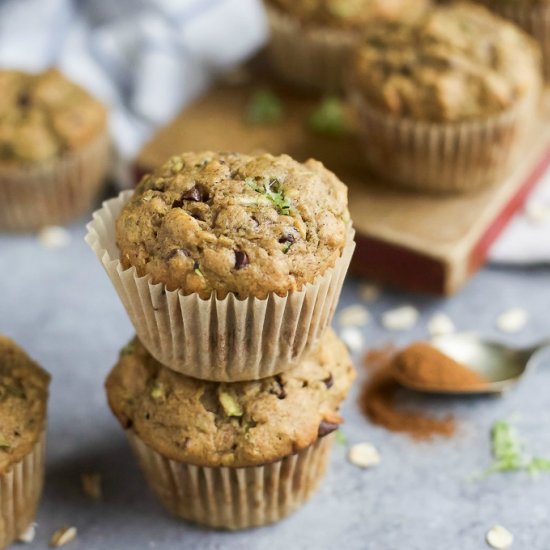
[0,0,267,158]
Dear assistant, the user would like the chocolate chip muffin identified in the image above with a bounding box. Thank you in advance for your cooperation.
[352,4,540,121]
[0,336,50,547]
[117,151,349,299]
[264,0,428,91]
[348,2,542,192]
[89,151,354,381]
[0,68,110,230]
[475,0,550,80]
[105,329,354,529]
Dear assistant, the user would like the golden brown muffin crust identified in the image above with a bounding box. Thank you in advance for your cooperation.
[351,2,541,121]
[106,329,355,468]
[0,68,107,164]
[0,336,50,473]
[116,151,350,299]
[267,0,428,28]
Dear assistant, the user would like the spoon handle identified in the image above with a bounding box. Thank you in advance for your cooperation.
[526,337,550,356]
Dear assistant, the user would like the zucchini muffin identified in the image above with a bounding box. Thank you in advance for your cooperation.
[117,151,349,299]
[348,2,542,193]
[106,329,355,529]
[265,0,429,91]
[0,336,50,548]
[475,0,550,80]
[0,68,110,230]
[87,151,355,381]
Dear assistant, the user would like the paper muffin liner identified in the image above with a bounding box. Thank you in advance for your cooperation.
[0,131,111,231]
[481,2,550,81]
[127,431,333,530]
[0,430,46,548]
[265,4,359,92]
[349,86,540,193]
[85,191,355,382]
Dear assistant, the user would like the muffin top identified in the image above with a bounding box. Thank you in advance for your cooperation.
[116,151,350,299]
[0,336,50,473]
[106,329,355,468]
[0,68,107,165]
[267,0,428,28]
[351,2,541,121]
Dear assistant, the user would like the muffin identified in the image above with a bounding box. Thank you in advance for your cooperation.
[106,329,355,530]
[475,0,550,80]
[0,68,110,230]
[86,151,355,381]
[0,336,50,548]
[348,2,542,193]
[265,0,429,91]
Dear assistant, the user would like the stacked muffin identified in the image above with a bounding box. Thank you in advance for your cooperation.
[0,68,110,230]
[87,151,356,529]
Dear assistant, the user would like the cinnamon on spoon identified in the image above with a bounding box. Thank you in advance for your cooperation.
[391,342,489,392]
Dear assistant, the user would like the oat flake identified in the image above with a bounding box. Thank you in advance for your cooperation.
[382,305,419,331]
[37,226,71,249]
[348,442,381,469]
[340,327,363,353]
[50,526,77,548]
[18,523,36,543]
[496,308,528,333]
[359,284,380,302]
[524,200,550,225]
[338,305,370,327]
[486,525,514,549]
[427,313,455,336]
[81,472,102,500]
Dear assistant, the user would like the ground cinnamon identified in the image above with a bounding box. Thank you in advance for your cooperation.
[392,342,488,392]
[359,345,458,440]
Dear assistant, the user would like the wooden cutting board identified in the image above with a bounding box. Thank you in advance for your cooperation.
[136,79,550,296]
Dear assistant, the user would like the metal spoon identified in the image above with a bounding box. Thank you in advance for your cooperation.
[397,333,550,395]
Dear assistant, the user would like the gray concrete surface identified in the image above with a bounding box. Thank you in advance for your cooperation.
[1,206,549,550]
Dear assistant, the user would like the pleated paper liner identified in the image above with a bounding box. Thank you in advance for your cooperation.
[480,2,550,81]
[0,131,111,231]
[265,4,358,92]
[86,191,355,382]
[128,431,333,530]
[0,431,46,548]
[349,86,540,194]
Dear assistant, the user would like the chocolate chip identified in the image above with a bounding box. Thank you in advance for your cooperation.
[278,234,295,244]
[270,375,287,399]
[182,185,208,202]
[171,185,209,208]
[17,91,31,108]
[234,250,249,270]
[165,248,189,260]
[318,420,339,438]
[323,373,334,389]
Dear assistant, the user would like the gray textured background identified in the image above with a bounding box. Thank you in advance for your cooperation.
[1,200,549,550]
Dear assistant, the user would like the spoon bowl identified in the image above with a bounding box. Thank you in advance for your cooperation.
[395,333,549,395]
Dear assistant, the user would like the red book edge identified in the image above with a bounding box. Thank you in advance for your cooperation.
[350,147,550,295]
